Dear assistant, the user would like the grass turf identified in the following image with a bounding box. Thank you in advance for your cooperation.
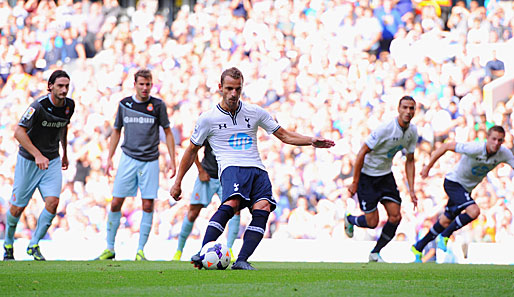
[1,261,513,296]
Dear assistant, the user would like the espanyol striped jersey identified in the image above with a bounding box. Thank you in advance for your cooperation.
[191,101,280,176]
[18,94,75,161]
[446,142,514,192]
[113,95,170,161]
[362,118,418,176]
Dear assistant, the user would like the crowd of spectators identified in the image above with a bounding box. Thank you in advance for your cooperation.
[1,0,514,261]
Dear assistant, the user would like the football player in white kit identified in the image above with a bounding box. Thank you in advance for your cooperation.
[170,67,334,270]
[412,125,514,262]
[345,96,418,262]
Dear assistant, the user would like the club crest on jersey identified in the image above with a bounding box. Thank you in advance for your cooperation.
[147,103,154,112]
[228,133,252,150]
[65,106,70,115]
[22,107,35,120]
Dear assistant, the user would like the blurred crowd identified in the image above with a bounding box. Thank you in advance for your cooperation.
[0,0,514,260]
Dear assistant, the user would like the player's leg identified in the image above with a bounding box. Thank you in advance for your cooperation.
[369,200,401,260]
[226,210,240,261]
[97,153,138,260]
[200,167,250,248]
[27,196,59,261]
[438,179,476,251]
[440,204,479,239]
[232,168,275,270]
[3,205,26,261]
[412,214,451,262]
[27,157,62,261]
[369,173,402,262]
[346,174,381,236]
[215,179,239,260]
[135,198,154,261]
[135,158,159,261]
[4,155,41,260]
[232,200,271,270]
[174,176,211,260]
[174,204,202,260]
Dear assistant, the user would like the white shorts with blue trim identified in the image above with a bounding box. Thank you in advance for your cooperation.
[112,152,159,199]
[11,154,62,207]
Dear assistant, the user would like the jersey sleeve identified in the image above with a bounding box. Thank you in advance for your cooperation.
[190,113,211,146]
[455,142,482,155]
[365,124,387,150]
[157,100,170,129]
[502,148,514,169]
[18,101,39,129]
[256,106,280,134]
[113,103,123,130]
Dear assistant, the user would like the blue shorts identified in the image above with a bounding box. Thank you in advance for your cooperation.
[112,152,159,199]
[443,178,476,220]
[356,172,401,213]
[190,177,223,207]
[11,154,62,207]
[220,166,276,211]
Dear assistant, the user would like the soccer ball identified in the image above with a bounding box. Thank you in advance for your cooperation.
[199,241,231,270]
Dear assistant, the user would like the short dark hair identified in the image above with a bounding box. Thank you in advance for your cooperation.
[488,125,505,136]
[48,70,70,90]
[399,95,415,107]
[220,67,244,85]
[134,69,152,82]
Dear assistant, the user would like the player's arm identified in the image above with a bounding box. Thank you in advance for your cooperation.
[420,142,457,178]
[194,154,210,182]
[348,143,371,196]
[272,127,335,148]
[170,142,202,200]
[163,127,177,179]
[405,152,417,208]
[14,125,48,170]
[106,128,121,177]
[60,125,69,170]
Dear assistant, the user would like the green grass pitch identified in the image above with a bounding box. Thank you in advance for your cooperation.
[1,261,512,296]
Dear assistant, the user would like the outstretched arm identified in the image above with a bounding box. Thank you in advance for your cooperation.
[170,142,202,200]
[272,127,334,148]
[420,142,457,178]
[348,143,371,196]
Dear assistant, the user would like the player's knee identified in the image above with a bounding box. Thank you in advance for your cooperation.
[45,197,59,213]
[389,213,402,224]
[110,198,124,212]
[466,205,480,219]
[142,199,154,212]
[252,200,271,212]
[366,217,379,228]
[10,205,25,217]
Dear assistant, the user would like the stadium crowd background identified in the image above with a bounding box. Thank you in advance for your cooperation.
[0,0,513,261]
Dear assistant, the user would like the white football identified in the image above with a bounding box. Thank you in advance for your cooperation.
[200,241,231,270]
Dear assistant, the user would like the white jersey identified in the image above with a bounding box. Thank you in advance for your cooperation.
[446,142,514,192]
[362,118,418,176]
[191,101,280,176]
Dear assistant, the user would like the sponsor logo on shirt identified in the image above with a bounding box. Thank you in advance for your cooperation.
[471,165,490,177]
[41,121,67,128]
[228,133,253,150]
[123,116,155,124]
[386,145,404,158]
[22,107,35,120]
